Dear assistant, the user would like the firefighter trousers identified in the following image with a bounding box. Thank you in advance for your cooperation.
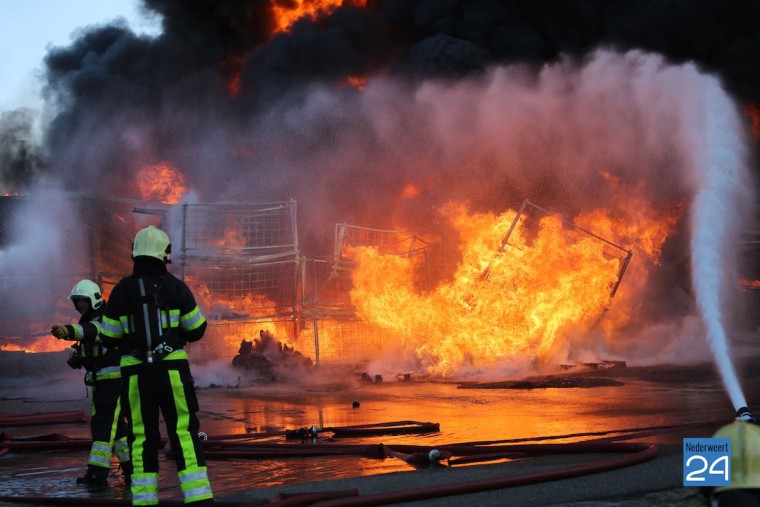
[89,377,131,473]
[122,358,213,505]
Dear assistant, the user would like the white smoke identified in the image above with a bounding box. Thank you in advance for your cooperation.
[191,359,242,388]
[0,187,82,335]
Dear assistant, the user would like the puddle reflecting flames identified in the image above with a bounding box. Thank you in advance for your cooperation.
[0,375,743,504]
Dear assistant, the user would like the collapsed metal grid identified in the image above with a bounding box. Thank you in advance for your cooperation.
[500,199,633,327]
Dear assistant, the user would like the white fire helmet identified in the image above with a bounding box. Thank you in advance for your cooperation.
[69,279,103,310]
[132,225,171,263]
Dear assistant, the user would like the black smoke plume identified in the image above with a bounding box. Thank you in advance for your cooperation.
[19,1,755,250]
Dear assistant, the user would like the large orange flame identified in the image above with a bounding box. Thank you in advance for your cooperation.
[271,0,367,33]
[135,161,188,204]
[345,185,681,376]
[0,335,69,353]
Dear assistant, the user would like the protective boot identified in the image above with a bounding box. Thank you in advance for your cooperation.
[75,465,109,487]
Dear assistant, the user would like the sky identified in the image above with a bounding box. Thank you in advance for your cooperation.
[0,0,161,113]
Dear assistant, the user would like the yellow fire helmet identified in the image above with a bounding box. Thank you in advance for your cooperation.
[132,225,171,263]
[713,420,760,493]
[69,279,103,310]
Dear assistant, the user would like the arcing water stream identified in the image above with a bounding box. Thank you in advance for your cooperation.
[688,76,756,414]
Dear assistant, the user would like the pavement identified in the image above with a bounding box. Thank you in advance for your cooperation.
[1,349,751,506]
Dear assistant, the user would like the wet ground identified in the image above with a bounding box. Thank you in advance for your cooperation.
[1,340,759,505]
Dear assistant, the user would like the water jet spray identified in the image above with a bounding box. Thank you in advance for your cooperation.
[689,78,755,416]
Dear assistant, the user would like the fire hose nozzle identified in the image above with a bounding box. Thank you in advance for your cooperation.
[736,407,756,423]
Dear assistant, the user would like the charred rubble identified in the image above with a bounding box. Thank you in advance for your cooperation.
[231,330,313,381]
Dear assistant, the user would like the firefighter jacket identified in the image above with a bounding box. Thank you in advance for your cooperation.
[99,257,207,365]
[61,305,122,384]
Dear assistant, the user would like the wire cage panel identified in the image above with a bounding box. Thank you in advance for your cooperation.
[185,259,300,317]
[501,201,632,269]
[181,201,298,258]
[178,201,301,362]
[297,318,395,366]
[306,258,353,309]
[284,225,439,366]
[331,223,436,300]
[334,223,431,259]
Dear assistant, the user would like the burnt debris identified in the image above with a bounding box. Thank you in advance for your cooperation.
[231,330,313,380]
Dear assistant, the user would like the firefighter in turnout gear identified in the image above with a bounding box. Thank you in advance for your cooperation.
[50,279,132,487]
[99,226,214,506]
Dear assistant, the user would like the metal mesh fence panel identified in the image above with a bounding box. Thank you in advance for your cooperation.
[297,317,395,367]
[181,201,298,260]
[179,201,301,362]
[187,260,300,312]
[329,223,434,298]
[333,223,432,258]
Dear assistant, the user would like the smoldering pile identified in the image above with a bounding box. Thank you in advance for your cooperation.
[231,330,313,381]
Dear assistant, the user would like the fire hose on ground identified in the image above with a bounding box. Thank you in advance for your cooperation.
[304,443,660,507]
[1,415,728,506]
[0,410,88,427]
[0,441,659,506]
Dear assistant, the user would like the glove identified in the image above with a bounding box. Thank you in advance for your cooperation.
[50,325,69,339]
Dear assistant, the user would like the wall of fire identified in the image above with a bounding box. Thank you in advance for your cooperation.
[0,195,758,358]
